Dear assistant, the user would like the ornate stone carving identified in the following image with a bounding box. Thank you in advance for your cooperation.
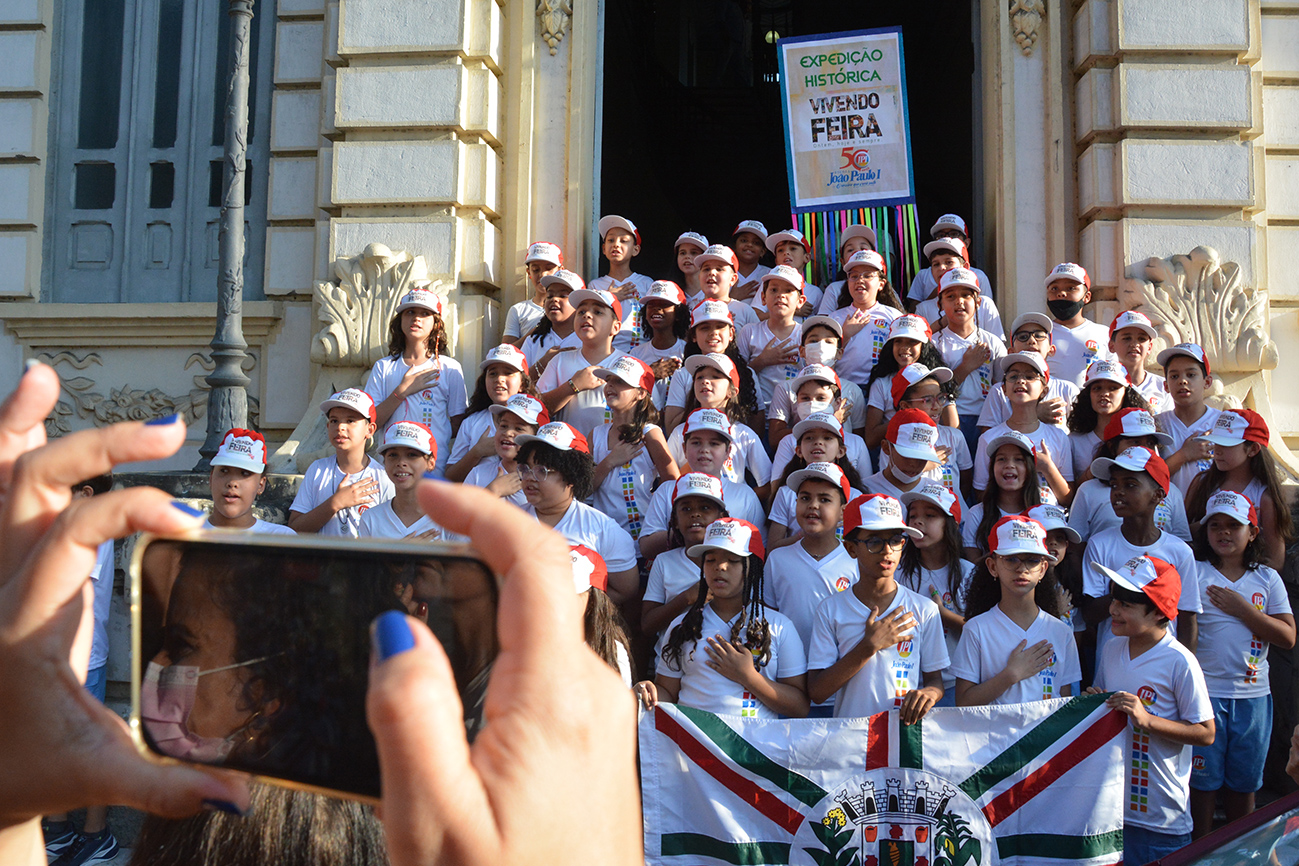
[1009,0,1045,56]
[537,0,573,56]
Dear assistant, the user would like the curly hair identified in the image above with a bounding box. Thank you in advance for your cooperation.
[962,557,1063,621]
[662,554,770,670]
[464,365,536,417]
[386,309,448,358]
[1185,448,1296,546]
[640,301,690,342]
[516,440,596,501]
[865,338,960,404]
[1065,383,1150,435]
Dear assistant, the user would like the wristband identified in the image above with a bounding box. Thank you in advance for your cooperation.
[569,377,581,394]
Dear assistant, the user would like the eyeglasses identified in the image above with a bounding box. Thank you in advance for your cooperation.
[1004,372,1043,384]
[854,533,910,554]
[517,464,555,482]
[996,554,1049,571]
[1013,330,1050,343]
[900,394,946,408]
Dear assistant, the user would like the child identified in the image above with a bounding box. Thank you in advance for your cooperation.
[769,367,871,482]
[1065,358,1145,476]
[288,389,393,536]
[898,482,973,706]
[631,280,688,410]
[668,352,771,499]
[738,264,805,409]
[365,288,467,477]
[953,515,1080,705]
[588,214,653,354]
[571,544,635,686]
[864,315,959,443]
[1044,262,1115,388]
[765,227,824,314]
[866,408,947,504]
[444,344,533,482]
[1028,502,1086,658]
[876,364,972,504]
[912,237,1003,339]
[807,494,948,721]
[1186,409,1295,570]
[522,269,580,374]
[205,429,295,535]
[766,316,868,447]
[1108,310,1171,414]
[591,355,679,539]
[694,243,759,330]
[358,421,443,540]
[504,241,562,346]
[963,430,1043,561]
[1189,491,1295,837]
[972,353,1071,503]
[674,230,709,303]
[931,267,1006,456]
[730,219,771,305]
[977,313,1079,433]
[464,393,549,507]
[641,473,728,639]
[637,518,810,719]
[536,286,626,439]
[828,249,904,387]
[1088,555,1214,865]
[1155,343,1219,496]
[816,224,879,316]
[904,213,994,310]
[663,299,759,432]
[767,413,866,548]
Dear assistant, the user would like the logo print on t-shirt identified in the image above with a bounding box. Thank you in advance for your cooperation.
[835,576,851,591]
[1137,685,1157,707]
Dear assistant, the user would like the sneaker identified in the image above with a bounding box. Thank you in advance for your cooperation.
[42,821,78,863]
[51,828,120,866]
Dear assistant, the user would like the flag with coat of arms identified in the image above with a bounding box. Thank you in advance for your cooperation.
[640,695,1127,866]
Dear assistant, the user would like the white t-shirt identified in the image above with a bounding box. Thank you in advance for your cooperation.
[88,539,115,671]
[447,408,495,469]
[591,421,663,539]
[1156,407,1221,496]
[632,338,686,411]
[364,354,468,477]
[767,485,864,537]
[931,327,1007,416]
[816,280,845,316]
[737,264,771,308]
[763,542,858,646]
[504,298,545,339]
[972,421,1073,495]
[1048,319,1114,388]
[724,298,760,330]
[527,499,638,572]
[1195,563,1292,699]
[1093,630,1213,836]
[641,476,767,542]
[830,304,903,386]
[588,272,654,354]
[201,517,296,536]
[1069,431,1102,476]
[521,330,581,370]
[960,504,1017,552]
[807,585,950,718]
[667,421,772,487]
[464,455,528,507]
[876,426,972,511]
[1067,478,1192,544]
[977,377,1079,431]
[358,499,442,539]
[896,560,975,691]
[768,377,867,432]
[536,348,625,439]
[657,603,807,719]
[644,547,701,607]
[1133,372,1173,415]
[290,456,395,537]
[771,431,872,486]
[906,265,994,303]
[915,295,1005,341]
[738,320,803,407]
[950,606,1082,704]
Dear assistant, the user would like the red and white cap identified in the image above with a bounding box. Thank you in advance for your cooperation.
[1045,262,1090,290]
[694,244,739,271]
[569,544,609,593]
[690,300,734,328]
[212,428,267,473]
[479,343,528,373]
[985,428,1037,460]
[792,410,845,441]
[319,388,377,423]
[888,315,932,344]
[761,264,806,291]
[1083,359,1129,388]
[1197,409,1269,447]
[684,352,741,390]
[1109,310,1157,341]
[1156,342,1211,376]
[674,230,709,252]
[540,269,585,293]
[1090,446,1171,494]
[1102,407,1173,446]
[525,241,563,267]
[682,408,733,442]
[923,237,967,260]
[801,315,843,338]
[595,355,656,392]
[988,515,1055,562]
[643,280,687,306]
[891,363,953,409]
[839,224,877,252]
[930,213,968,238]
[670,472,726,508]
[688,517,766,561]
[885,408,941,462]
[844,249,887,277]
[765,228,810,254]
[1204,490,1258,526]
[1027,503,1081,543]
[379,421,436,457]
[938,267,980,295]
[395,289,443,316]
[844,493,921,538]
[1010,312,1054,337]
[597,215,640,244]
[790,363,840,393]
[732,220,768,242]
[489,394,549,427]
[568,287,623,320]
[900,481,961,523]
[1093,555,1181,621]
[786,461,852,502]
[994,352,1050,383]
[515,421,590,454]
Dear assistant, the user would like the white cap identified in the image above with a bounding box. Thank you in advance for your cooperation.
[844,249,887,277]
[785,461,852,502]
[670,472,726,508]
[985,428,1037,460]
[885,409,942,462]
[479,344,528,373]
[688,518,766,561]
[568,288,623,319]
[682,408,733,442]
[1090,446,1171,494]
[888,315,932,344]
[540,269,585,292]
[319,388,377,423]
[569,545,608,593]
[1026,503,1081,544]
[839,224,877,252]
[212,428,267,473]
[1156,342,1210,376]
[900,481,961,523]
[732,220,768,242]
[515,422,591,454]
[801,315,843,338]
[489,394,549,426]
[923,237,967,260]
[792,410,845,441]
[1010,312,1054,337]
[594,355,656,392]
[890,363,953,409]
[790,363,841,394]
[988,515,1055,562]
[524,242,563,267]
[1102,408,1174,447]
[1046,262,1089,289]
[930,213,968,238]
[761,264,806,291]
[690,300,734,328]
[994,352,1050,383]
[694,244,739,271]
[938,267,980,294]
[765,228,810,254]
[379,421,436,456]
[395,289,443,316]
[844,493,921,538]
[1109,310,1157,341]
[674,231,709,252]
[684,352,741,390]
[1083,359,1129,388]
[597,215,640,244]
[1204,490,1258,526]
[643,280,687,306]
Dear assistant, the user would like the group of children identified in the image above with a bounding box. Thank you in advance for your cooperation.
[179,212,1294,866]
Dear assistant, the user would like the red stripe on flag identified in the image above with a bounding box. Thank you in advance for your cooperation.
[982,709,1128,827]
[866,712,889,770]
[655,708,804,835]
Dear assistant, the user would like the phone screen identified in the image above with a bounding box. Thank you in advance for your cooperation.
[131,534,498,801]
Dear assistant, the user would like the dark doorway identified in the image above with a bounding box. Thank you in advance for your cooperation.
[599,0,976,281]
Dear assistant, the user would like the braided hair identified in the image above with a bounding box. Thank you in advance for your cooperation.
[661,553,770,668]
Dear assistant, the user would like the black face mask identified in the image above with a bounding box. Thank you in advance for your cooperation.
[1048,298,1085,321]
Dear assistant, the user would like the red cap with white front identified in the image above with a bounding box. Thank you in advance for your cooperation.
[790,363,840,394]
[670,472,726,508]
[1093,555,1181,621]
[844,249,887,277]
[1084,359,1129,387]
[570,544,609,593]
[319,388,377,423]
[597,215,640,245]
[1045,262,1090,290]
[683,408,733,442]
[540,269,585,293]
[525,241,563,267]
[1204,490,1258,526]
[765,228,810,254]
[888,315,933,344]
[988,515,1056,562]
[395,289,443,316]
[762,264,806,291]
[212,428,267,473]
[733,220,768,242]
[1090,446,1171,494]
[643,280,687,306]
[684,352,741,390]
[923,237,967,261]
[785,461,852,502]
[938,267,980,295]
[380,421,436,457]
[1109,310,1157,341]
[568,288,624,321]
[690,300,734,328]
[930,213,967,238]
[514,422,590,454]
[900,481,961,523]
[1102,407,1173,446]
[1156,342,1210,376]
[595,355,656,392]
[1027,503,1081,543]
[688,517,766,561]
[674,231,709,252]
[885,409,941,462]
[792,410,845,441]
[1197,409,1269,447]
[891,363,953,409]
[844,493,921,538]
[489,394,549,427]
[694,244,739,271]
[479,343,529,373]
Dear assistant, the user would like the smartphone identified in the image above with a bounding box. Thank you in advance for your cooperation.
[130,532,499,802]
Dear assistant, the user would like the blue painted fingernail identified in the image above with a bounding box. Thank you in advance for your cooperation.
[373,610,415,663]
[146,413,181,426]
[202,798,247,817]
[171,501,204,518]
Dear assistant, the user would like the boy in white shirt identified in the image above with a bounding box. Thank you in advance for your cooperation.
[204,428,296,535]
[537,286,626,439]
[738,265,805,409]
[1155,343,1219,495]
[807,494,948,720]
[766,316,868,446]
[359,421,443,540]
[730,219,771,306]
[463,393,549,508]
[905,213,994,310]
[1044,262,1115,388]
[976,313,1079,432]
[972,353,1073,502]
[1109,310,1171,414]
[912,237,1003,339]
[930,267,1006,457]
[588,215,653,354]
[1088,555,1214,865]
[765,227,823,315]
[694,244,759,330]
[504,241,562,346]
[289,389,394,537]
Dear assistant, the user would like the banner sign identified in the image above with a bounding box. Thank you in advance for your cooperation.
[776,27,916,212]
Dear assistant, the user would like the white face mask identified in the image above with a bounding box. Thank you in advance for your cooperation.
[889,465,925,485]
[803,340,838,367]
[795,399,833,421]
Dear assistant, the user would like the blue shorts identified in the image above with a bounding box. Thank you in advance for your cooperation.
[1124,824,1191,865]
[85,664,107,703]
[1191,694,1272,794]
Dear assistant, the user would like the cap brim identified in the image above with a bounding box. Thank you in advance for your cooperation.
[210,454,265,473]
[995,545,1058,564]
[686,540,754,560]
[1038,522,1083,544]
[673,489,726,509]
[891,443,942,462]
[514,433,582,452]
[1092,561,1134,594]
[785,467,843,494]
[318,399,374,420]
[1088,457,1116,481]
[849,522,923,539]
[1197,433,1241,447]
[792,418,843,439]
[479,355,526,372]
[377,440,433,455]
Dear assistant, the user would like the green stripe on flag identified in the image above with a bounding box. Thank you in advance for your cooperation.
[662,833,791,864]
[957,695,1104,801]
[995,830,1124,860]
[899,718,922,769]
[677,706,828,807]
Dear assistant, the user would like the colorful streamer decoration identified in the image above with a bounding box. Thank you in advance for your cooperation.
[790,204,922,293]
